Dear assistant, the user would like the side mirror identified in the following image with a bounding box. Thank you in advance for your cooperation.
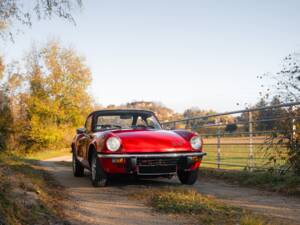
[76,128,86,134]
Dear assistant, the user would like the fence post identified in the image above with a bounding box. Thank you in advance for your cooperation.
[185,119,189,130]
[293,119,296,138]
[292,106,296,139]
[248,111,254,171]
[292,106,297,154]
[216,120,221,169]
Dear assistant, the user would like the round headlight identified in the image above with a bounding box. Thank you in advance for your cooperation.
[190,136,202,150]
[106,137,121,152]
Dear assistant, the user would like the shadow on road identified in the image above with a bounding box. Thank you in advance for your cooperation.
[43,157,181,189]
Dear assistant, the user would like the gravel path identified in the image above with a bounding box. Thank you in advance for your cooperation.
[41,155,300,225]
[40,155,188,225]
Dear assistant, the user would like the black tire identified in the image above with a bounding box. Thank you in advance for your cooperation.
[177,168,198,185]
[90,151,108,187]
[72,152,84,177]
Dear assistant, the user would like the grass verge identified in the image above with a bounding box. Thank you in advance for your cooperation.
[199,168,300,196]
[23,148,71,160]
[0,152,69,225]
[131,187,271,225]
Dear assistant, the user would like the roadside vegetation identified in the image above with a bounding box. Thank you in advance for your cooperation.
[0,153,68,225]
[131,187,272,225]
[23,148,71,161]
[199,168,300,196]
[0,3,82,224]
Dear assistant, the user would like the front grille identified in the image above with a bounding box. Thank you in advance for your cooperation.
[138,165,177,175]
[137,157,178,175]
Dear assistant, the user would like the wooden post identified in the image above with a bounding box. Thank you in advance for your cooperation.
[248,111,254,171]
[185,119,189,130]
[292,106,296,139]
[292,106,297,153]
[216,119,221,169]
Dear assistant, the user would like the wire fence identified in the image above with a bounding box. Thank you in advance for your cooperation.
[161,102,300,171]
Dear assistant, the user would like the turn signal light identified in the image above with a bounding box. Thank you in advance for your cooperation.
[112,158,125,164]
[191,156,202,162]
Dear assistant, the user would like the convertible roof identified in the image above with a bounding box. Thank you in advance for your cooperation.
[88,109,155,118]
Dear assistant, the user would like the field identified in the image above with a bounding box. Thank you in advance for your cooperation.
[201,136,288,170]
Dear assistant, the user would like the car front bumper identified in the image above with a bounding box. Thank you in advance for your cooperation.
[97,152,206,176]
[97,152,206,158]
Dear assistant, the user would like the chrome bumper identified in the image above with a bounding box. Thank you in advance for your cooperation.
[97,152,206,159]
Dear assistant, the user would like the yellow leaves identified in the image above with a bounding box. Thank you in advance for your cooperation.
[7,73,23,93]
[1,40,93,151]
[24,40,93,150]
[0,20,7,32]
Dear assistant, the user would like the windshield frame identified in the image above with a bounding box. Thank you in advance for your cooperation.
[91,110,162,132]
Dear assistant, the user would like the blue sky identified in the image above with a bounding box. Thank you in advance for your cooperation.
[1,0,300,113]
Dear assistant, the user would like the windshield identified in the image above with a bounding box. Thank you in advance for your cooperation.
[94,112,161,131]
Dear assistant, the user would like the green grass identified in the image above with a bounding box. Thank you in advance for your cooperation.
[199,168,300,195]
[202,144,288,170]
[131,187,272,225]
[0,152,67,225]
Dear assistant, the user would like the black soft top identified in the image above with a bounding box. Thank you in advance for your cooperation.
[88,109,155,118]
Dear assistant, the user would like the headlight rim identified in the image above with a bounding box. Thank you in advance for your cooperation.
[106,136,122,152]
[190,135,202,150]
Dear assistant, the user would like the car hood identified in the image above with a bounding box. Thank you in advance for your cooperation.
[111,129,192,153]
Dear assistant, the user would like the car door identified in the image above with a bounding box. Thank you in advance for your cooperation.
[77,115,93,166]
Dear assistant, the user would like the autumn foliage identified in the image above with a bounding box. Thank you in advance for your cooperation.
[0,41,93,152]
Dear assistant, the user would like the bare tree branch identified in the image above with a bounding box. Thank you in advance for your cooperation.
[0,0,82,41]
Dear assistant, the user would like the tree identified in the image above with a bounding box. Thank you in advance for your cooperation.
[22,41,93,150]
[0,41,94,151]
[260,52,300,175]
[225,123,238,133]
[239,98,286,132]
[255,98,270,131]
[0,0,82,39]
[261,52,300,103]
[183,107,217,119]
[0,59,14,150]
[276,53,300,102]
[0,89,13,150]
[110,101,180,121]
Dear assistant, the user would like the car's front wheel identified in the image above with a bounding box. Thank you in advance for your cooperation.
[177,168,198,185]
[72,152,84,177]
[90,151,108,187]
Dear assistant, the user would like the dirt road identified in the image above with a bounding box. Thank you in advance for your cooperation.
[41,155,300,225]
[41,155,189,225]
[195,179,300,224]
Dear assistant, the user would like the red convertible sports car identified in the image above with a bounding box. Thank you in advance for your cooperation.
[71,109,206,187]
